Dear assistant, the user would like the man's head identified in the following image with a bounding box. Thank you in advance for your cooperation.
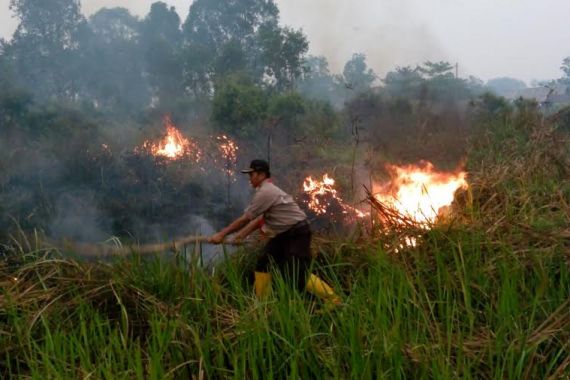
[241,159,270,187]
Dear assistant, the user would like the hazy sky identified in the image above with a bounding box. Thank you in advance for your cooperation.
[1,0,569,84]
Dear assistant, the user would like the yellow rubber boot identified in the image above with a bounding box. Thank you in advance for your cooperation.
[254,272,272,299]
[305,273,342,307]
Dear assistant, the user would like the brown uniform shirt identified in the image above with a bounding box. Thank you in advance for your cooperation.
[244,179,307,236]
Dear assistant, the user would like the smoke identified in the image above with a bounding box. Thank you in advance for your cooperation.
[48,189,238,264]
[0,0,472,253]
[184,215,237,266]
[0,108,254,248]
[276,0,446,78]
[50,190,110,242]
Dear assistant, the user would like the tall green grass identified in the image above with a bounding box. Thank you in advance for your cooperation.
[1,229,568,379]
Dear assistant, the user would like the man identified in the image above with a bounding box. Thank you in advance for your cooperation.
[209,159,340,305]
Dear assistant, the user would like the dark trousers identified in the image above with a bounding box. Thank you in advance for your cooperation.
[256,220,312,291]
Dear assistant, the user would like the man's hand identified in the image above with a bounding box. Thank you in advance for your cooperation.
[208,232,225,244]
[207,214,250,244]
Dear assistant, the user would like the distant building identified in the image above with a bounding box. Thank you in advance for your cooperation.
[506,84,570,109]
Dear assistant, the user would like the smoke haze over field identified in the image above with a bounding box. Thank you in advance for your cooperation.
[1,0,570,83]
[4,0,567,247]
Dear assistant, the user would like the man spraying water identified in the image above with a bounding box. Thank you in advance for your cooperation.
[209,159,341,306]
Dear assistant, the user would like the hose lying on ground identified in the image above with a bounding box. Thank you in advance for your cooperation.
[54,235,243,259]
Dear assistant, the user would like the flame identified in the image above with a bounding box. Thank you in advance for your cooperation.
[374,161,467,226]
[141,116,202,161]
[215,135,238,177]
[303,174,338,215]
[303,174,367,218]
[301,162,466,230]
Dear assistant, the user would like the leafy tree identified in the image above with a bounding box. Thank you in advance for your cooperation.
[383,66,424,98]
[89,7,139,43]
[140,2,184,104]
[6,0,87,99]
[297,55,338,102]
[418,61,470,102]
[80,8,149,111]
[466,76,486,95]
[560,57,570,85]
[267,92,305,123]
[342,53,376,93]
[0,49,33,140]
[0,43,13,89]
[417,61,454,79]
[301,55,330,78]
[214,38,248,76]
[211,74,267,137]
[470,92,512,123]
[266,91,306,144]
[182,42,215,97]
[183,0,278,49]
[181,0,308,94]
[142,2,181,44]
[182,0,280,93]
[253,23,309,91]
[0,87,33,128]
[296,99,341,145]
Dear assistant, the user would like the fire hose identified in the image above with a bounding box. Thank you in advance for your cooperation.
[57,235,243,259]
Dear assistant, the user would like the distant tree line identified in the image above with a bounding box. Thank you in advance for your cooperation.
[0,0,508,115]
[1,0,307,110]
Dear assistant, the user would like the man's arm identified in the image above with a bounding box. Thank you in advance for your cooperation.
[208,213,251,244]
[234,215,263,242]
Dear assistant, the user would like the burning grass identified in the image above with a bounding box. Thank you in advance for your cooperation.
[1,109,569,378]
[138,115,203,161]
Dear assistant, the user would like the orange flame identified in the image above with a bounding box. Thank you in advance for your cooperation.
[303,174,338,215]
[215,135,238,177]
[141,116,202,161]
[374,161,467,226]
[303,174,367,218]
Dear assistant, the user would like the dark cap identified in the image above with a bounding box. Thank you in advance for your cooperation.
[241,159,270,174]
